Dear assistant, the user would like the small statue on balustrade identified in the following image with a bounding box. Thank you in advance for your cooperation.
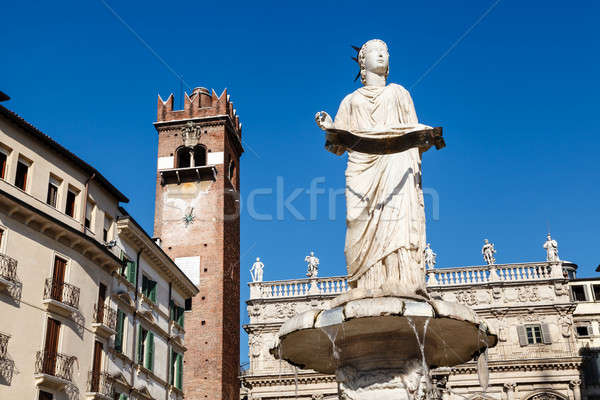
[305,251,319,278]
[543,233,560,262]
[482,239,496,265]
[250,257,264,282]
[424,243,437,269]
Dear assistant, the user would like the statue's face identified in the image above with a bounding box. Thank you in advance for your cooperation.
[363,41,389,76]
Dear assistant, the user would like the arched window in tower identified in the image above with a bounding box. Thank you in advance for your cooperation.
[176,146,191,169]
[193,145,207,167]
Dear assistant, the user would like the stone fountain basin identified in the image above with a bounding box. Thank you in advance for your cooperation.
[274,297,497,375]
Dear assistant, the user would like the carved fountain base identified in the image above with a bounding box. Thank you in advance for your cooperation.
[272,291,496,400]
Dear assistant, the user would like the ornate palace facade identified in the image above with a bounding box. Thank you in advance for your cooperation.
[241,261,600,400]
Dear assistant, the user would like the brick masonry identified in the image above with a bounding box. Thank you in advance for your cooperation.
[153,87,242,400]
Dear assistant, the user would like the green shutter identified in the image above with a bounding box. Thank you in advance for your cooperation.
[169,347,174,385]
[127,261,137,285]
[145,331,154,371]
[119,394,128,400]
[115,309,125,352]
[149,280,157,303]
[170,300,175,321]
[137,325,143,363]
[178,306,184,327]
[176,352,183,389]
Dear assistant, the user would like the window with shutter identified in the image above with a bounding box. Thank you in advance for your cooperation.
[517,325,527,346]
[149,281,157,302]
[126,261,137,285]
[145,331,154,371]
[525,324,543,344]
[115,310,125,353]
[176,353,183,389]
[137,326,145,365]
[142,275,157,302]
[541,323,552,344]
[177,306,184,327]
[169,348,175,385]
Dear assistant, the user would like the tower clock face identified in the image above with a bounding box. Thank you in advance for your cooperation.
[162,182,206,227]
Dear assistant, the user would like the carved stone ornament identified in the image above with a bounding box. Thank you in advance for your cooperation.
[553,282,568,297]
[557,313,573,338]
[248,304,262,319]
[517,287,540,302]
[456,290,478,306]
[519,310,543,323]
[530,393,562,400]
[274,303,296,319]
[491,287,503,300]
[181,121,201,148]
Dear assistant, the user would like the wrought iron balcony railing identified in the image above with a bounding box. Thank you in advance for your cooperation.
[0,253,17,282]
[87,371,113,396]
[43,278,80,310]
[34,351,77,382]
[0,333,9,358]
[93,303,117,330]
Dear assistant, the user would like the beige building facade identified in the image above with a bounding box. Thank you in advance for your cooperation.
[0,98,198,400]
[241,261,600,400]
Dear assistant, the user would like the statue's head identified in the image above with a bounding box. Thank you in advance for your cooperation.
[256,257,260,261]
[484,239,489,244]
[310,251,314,256]
[547,233,552,239]
[358,39,389,85]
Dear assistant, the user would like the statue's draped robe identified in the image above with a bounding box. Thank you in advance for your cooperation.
[332,84,428,286]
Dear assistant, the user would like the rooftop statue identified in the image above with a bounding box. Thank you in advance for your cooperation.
[315,39,443,296]
[482,239,496,265]
[543,234,560,262]
[424,243,437,269]
[250,257,264,283]
[305,251,319,278]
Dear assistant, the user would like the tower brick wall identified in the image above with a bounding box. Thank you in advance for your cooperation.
[153,87,242,400]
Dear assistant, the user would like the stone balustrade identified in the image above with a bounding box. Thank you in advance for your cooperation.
[426,261,564,287]
[249,276,348,300]
[249,262,566,300]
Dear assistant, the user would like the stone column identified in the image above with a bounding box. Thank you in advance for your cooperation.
[570,379,582,400]
[504,383,517,400]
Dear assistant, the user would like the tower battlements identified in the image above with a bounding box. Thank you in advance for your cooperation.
[157,87,242,134]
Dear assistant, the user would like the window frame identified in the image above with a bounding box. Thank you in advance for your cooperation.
[114,309,126,353]
[571,285,588,302]
[0,149,8,180]
[46,175,62,208]
[592,284,600,302]
[137,325,154,371]
[65,187,79,218]
[525,324,543,344]
[14,157,31,191]
[141,275,157,303]
[575,322,592,338]
[85,197,96,231]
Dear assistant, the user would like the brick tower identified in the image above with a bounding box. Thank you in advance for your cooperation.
[153,87,242,400]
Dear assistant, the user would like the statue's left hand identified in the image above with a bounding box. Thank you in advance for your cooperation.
[315,111,334,131]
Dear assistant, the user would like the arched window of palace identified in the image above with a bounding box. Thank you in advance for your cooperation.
[193,145,207,167]
[176,146,191,168]
[176,145,206,168]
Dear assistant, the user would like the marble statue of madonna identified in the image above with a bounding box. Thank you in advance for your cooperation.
[315,39,432,296]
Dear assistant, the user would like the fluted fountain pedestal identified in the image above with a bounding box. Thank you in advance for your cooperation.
[272,289,497,400]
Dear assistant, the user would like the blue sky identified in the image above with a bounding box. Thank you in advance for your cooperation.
[3,1,599,361]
